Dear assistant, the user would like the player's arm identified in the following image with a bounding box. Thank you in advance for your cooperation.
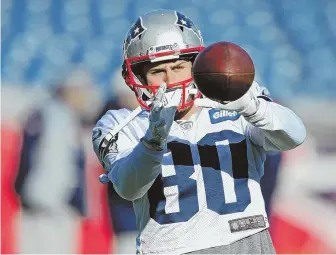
[196,81,306,151]
[243,95,306,151]
[92,111,165,201]
[93,84,179,201]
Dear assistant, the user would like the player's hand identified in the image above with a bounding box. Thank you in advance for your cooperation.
[99,85,181,184]
[195,81,260,116]
[142,83,181,151]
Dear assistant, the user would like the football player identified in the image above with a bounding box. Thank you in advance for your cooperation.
[92,10,306,254]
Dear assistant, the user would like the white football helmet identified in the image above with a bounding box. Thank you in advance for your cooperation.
[122,9,205,110]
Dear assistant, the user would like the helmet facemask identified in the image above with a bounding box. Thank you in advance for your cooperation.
[121,10,205,110]
[122,51,203,110]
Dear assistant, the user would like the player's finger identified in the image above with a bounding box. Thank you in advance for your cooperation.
[150,83,167,121]
[153,83,167,105]
[194,98,218,108]
[187,87,198,95]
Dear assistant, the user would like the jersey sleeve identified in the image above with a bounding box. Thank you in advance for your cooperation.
[242,82,306,151]
[92,109,165,201]
[92,109,134,171]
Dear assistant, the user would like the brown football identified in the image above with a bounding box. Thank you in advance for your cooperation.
[192,41,255,102]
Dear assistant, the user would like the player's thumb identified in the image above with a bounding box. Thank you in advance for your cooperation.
[194,98,217,108]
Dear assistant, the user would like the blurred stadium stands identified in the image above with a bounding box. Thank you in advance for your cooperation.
[2,0,336,100]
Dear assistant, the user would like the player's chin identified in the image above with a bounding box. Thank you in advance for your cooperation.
[177,104,193,113]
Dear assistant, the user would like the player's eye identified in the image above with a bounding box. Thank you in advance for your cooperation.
[150,69,164,74]
[174,65,185,71]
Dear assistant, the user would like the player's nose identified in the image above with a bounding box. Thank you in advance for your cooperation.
[165,70,179,84]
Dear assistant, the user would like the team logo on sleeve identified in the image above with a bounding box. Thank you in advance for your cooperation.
[209,109,240,124]
[98,133,119,161]
[92,128,102,141]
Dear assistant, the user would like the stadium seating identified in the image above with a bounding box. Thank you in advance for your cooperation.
[2,0,335,99]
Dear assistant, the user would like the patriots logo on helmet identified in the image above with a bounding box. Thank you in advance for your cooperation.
[175,11,203,45]
[175,11,196,30]
[130,17,146,39]
[124,17,147,54]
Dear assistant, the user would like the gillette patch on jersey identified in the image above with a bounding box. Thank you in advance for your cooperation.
[209,109,240,124]
[229,215,266,233]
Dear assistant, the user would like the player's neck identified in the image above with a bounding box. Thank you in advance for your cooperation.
[175,104,199,121]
